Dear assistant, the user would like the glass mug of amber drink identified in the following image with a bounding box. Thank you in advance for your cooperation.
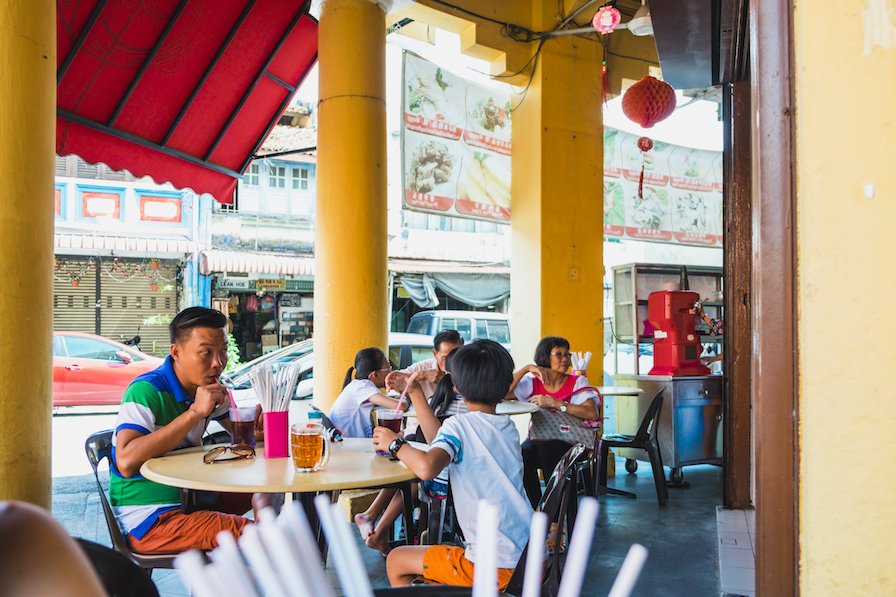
[290,422,330,472]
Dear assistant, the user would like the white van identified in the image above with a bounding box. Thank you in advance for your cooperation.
[406,310,510,347]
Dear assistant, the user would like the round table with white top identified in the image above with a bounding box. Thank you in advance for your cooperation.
[141,438,424,556]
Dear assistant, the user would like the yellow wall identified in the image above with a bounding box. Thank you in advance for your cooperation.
[0,0,55,506]
[794,1,896,592]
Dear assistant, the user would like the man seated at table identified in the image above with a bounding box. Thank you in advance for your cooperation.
[388,329,464,405]
[353,330,465,554]
[111,307,260,554]
[373,339,532,589]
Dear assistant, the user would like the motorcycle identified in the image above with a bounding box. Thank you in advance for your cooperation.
[119,326,141,348]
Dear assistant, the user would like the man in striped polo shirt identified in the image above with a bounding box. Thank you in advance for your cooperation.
[111,307,255,554]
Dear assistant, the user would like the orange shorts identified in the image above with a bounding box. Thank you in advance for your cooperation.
[127,493,252,554]
[422,545,514,589]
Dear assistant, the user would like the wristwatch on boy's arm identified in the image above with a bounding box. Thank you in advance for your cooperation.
[388,437,408,458]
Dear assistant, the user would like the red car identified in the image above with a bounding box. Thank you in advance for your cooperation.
[53,332,164,407]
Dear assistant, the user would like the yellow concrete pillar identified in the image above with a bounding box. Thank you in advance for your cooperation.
[314,0,389,411]
[510,3,604,367]
[0,0,55,506]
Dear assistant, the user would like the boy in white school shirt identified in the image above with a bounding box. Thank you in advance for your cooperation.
[373,339,532,589]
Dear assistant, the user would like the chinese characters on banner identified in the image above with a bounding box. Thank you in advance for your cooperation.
[603,127,724,247]
[401,52,512,222]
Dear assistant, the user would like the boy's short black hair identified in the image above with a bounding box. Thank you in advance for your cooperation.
[534,336,570,368]
[450,339,513,405]
[433,329,464,351]
[169,307,227,344]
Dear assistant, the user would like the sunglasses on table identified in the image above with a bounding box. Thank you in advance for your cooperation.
[203,444,256,464]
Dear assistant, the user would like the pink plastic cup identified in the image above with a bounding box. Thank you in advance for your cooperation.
[262,411,289,458]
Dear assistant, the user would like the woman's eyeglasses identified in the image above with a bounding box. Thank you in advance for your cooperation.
[203,444,256,464]
[550,351,571,359]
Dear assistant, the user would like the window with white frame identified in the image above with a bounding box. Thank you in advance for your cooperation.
[291,167,310,191]
[269,165,286,188]
[244,163,260,186]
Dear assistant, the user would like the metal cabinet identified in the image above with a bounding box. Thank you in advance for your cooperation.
[612,374,723,483]
[611,263,723,375]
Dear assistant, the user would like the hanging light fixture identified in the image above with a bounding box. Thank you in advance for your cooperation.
[626,0,654,37]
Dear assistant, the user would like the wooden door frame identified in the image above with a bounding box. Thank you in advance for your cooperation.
[750,0,799,593]
[721,80,752,509]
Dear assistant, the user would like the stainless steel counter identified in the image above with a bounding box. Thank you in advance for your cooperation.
[612,374,724,484]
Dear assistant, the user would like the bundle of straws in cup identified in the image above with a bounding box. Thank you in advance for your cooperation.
[249,364,302,413]
[174,496,648,597]
[249,364,302,458]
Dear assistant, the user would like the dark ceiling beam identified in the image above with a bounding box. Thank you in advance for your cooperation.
[649,0,748,89]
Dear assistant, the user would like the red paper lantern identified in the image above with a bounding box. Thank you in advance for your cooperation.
[592,6,621,34]
[621,76,676,128]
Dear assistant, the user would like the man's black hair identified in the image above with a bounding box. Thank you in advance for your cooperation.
[534,336,570,368]
[433,329,464,351]
[169,307,227,344]
[450,339,513,405]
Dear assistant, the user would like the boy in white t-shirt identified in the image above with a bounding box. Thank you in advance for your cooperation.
[372,339,532,589]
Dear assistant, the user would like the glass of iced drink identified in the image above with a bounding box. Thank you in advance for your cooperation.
[372,410,404,456]
[229,407,257,449]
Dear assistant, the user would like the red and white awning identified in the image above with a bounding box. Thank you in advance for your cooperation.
[55,233,195,257]
[56,0,318,204]
[201,250,314,276]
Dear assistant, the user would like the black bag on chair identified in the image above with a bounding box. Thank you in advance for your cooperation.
[180,489,220,514]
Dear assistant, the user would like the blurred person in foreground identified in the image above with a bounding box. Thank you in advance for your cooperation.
[374,340,532,589]
[111,307,263,554]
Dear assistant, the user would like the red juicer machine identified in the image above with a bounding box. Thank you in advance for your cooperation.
[647,290,711,377]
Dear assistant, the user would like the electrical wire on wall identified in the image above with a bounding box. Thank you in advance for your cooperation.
[423,0,626,111]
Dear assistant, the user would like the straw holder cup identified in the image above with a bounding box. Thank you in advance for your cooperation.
[263,411,289,458]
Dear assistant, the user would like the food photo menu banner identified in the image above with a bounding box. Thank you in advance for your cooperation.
[603,127,724,247]
[401,52,512,223]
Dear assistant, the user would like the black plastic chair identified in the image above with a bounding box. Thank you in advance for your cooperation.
[596,388,669,505]
[504,442,587,597]
[84,430,178,576]
[76,538,160,597]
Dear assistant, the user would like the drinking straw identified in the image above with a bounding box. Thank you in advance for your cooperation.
[607,544,649,597]
[393,385,409,417]
[258,513,309,597]
[557,497,600,597]
[239,524,288,597]
[217,377,238,409]
[521,511,549,597]
[174,550,226,597]
[211,531,260,597]
[279,502,334,597]
[472,500,499,597]
[314,494,374,597]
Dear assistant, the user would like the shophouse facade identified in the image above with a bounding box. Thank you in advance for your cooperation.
[52,155,212,356]
[208,109,512,362]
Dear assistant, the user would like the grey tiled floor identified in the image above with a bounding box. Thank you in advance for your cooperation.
[717,507,756,597]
